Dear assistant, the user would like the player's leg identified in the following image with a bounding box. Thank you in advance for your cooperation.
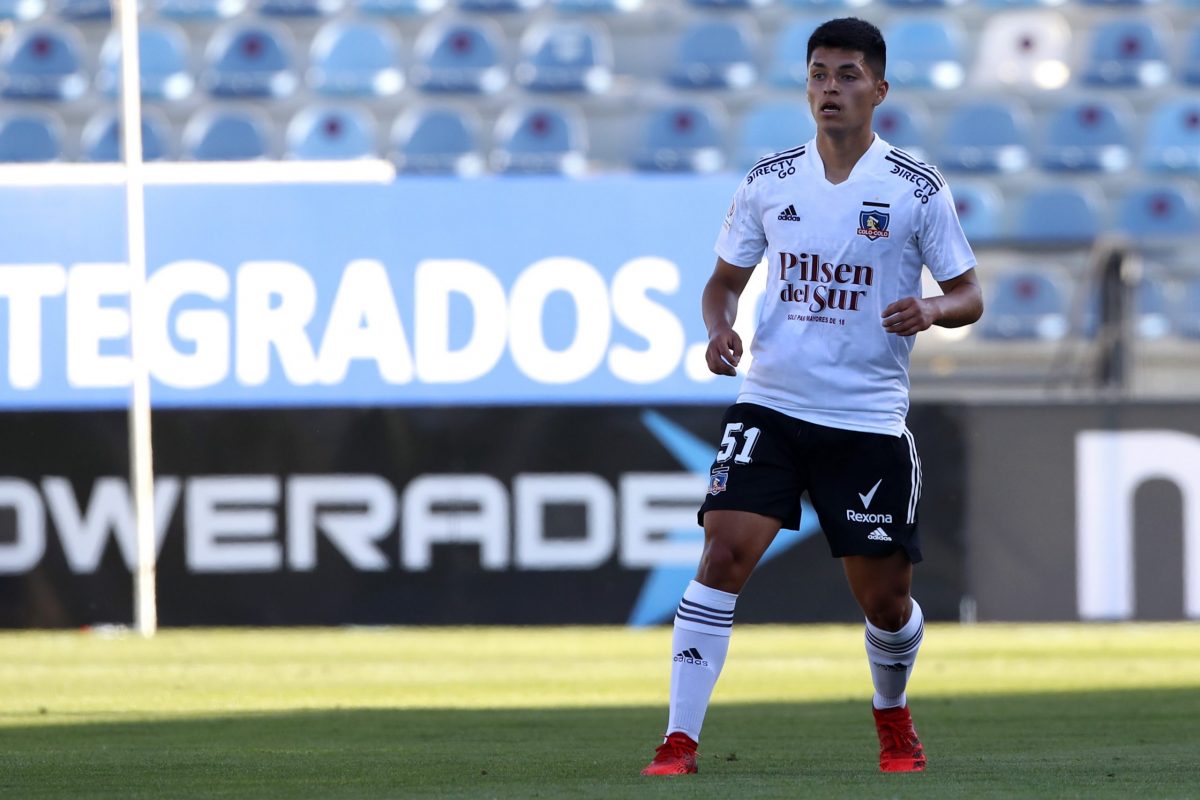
[643,404,800,776]
[807,423,927,772]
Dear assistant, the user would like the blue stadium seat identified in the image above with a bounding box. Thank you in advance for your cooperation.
[633,102,726,173]
[286,105,377,159]
[976,0,1062,6]
[309,21,404,97]
[971,11,1072,90]
[1081,19,1170,87]
[1079,0,1160,5]
[1011,184,1104,245]
[155,0,246,20]
[736,101,814,171]
[80,109,173,161]
[1040,98,1133,173]
[1141,99,1200,174]
[203,22,299,99]
[874,99,930,160]
[410,18,508,94]
[0,111,62,161]
[1184,27,1200,85]
[885,16,966,90]
[0,0,45,21]
[883,0,964,7]
[515,20,613,94]
[1115,184,1199,239]
[184,108,274,160]
[96,24,194,102]
[353,0,444,15]
[947,182,1004,246]
[390,105,484,175]
[550,0,641,11]
[979,272,1069,340]
[667,20,757,91]
[0,24,87,101]
[458,0,543,10]
[1173,280,1200,339]
[687,0,772,8]
[259,0,344,16]
[1081,279,1172,341]
[768,18,821,88]
[938,99,1032,173]
[491,104,587,175]
[53,0,108,19]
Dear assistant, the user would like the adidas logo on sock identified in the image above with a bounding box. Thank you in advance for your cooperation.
[777,204,801,221]
[867,527,892,542]
[673,647,709,667]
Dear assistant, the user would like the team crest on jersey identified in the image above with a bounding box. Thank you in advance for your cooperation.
[708,467,730,495]
[857,204,891,240]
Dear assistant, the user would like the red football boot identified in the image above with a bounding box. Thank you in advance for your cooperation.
[640,732,698,776]
[873,705,927,773]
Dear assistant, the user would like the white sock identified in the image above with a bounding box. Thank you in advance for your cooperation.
[864,597,924,710]
[665,580,737,742]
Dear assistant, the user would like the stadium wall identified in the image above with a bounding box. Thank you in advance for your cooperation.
[1,180,1197,626]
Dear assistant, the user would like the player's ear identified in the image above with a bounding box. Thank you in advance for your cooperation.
[874,79,889,106]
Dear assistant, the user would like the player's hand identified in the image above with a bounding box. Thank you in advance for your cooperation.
[882,296,938,336]
[706,325,742,376]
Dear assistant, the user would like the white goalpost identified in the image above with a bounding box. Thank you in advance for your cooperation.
[0,0,397,637]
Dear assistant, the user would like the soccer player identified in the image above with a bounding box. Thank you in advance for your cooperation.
[641,17,982,776]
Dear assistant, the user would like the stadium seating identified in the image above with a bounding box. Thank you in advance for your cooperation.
[155,0,246,19]
[971,10,1072,90]
[632,102,726,173]
[1173,280,1200,339]
[1039,98,1134,173]
[490,104,588,174]
[938,99,1033,173]
[1011,184,1104,245]
[1114,183,1200,239]
[979,272,1069,340]
[1141,99,1200,174]
[95,24,195,102]
[183,107,274,159]
[203,21,299,98]
[1184,27,1200,85]
[286,105,378,159]
[0,111,63,161]
[0,24,88,101]
[948,181,1005,246]
[353,0,445,16]
[549,0,641,13]
[736,101,815,171]
[667,20,758,91]
[884,16,966,90]
[514,19,613,94]
[1080,18,1170,87]
[259,0,345,17]
[874,99,930,161]
[53,0,109,19]
[0,0,46,21]
[80,109,173,161]
[767,17,820,88]
[410,17,508,93]
[389,104,484,175]
[308,20,404,97]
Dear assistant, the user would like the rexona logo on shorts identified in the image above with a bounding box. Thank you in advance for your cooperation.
[846,509,893,524]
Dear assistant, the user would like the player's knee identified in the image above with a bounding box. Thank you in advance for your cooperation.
[862,593,910,631]
[695,541,747,592]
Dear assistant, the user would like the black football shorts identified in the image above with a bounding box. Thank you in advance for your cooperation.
[697,402,923,562]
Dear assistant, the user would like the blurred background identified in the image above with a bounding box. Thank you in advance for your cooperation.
[0,0,1197,631]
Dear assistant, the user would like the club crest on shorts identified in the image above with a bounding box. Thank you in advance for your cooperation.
[708,467,730,496]
[857,203,890,240]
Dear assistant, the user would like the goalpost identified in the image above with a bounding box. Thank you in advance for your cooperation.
[0,0,396,637]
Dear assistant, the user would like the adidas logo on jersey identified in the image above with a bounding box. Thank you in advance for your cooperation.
[867,528,892,542]
[777,204,801,222]
[674,648,708,666]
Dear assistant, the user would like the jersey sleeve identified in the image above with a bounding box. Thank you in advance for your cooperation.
[714,176,766,269]
[918,180,977,282]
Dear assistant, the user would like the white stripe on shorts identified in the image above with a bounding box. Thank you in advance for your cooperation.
[902,427,922,524]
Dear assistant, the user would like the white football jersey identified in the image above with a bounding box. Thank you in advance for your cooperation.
[715,134,976,436]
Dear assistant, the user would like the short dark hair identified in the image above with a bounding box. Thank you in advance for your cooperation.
[807,17,886,80]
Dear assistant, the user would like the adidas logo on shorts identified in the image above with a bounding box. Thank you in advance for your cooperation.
[867,527,892,542]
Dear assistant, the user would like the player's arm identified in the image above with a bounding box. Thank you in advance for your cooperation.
[881,268,983,337]
[702,257,756,376]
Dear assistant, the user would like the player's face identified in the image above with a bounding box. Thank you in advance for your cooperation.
[806,47,887,135]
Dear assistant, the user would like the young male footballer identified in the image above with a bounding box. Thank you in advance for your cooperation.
[642,16,983,776]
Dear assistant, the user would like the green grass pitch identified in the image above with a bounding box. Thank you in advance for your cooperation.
[1,623,1198,799]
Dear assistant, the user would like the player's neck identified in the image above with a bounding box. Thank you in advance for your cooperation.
[815,129,875,185]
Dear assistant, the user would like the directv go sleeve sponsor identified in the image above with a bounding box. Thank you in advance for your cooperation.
[0,177,766,409]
